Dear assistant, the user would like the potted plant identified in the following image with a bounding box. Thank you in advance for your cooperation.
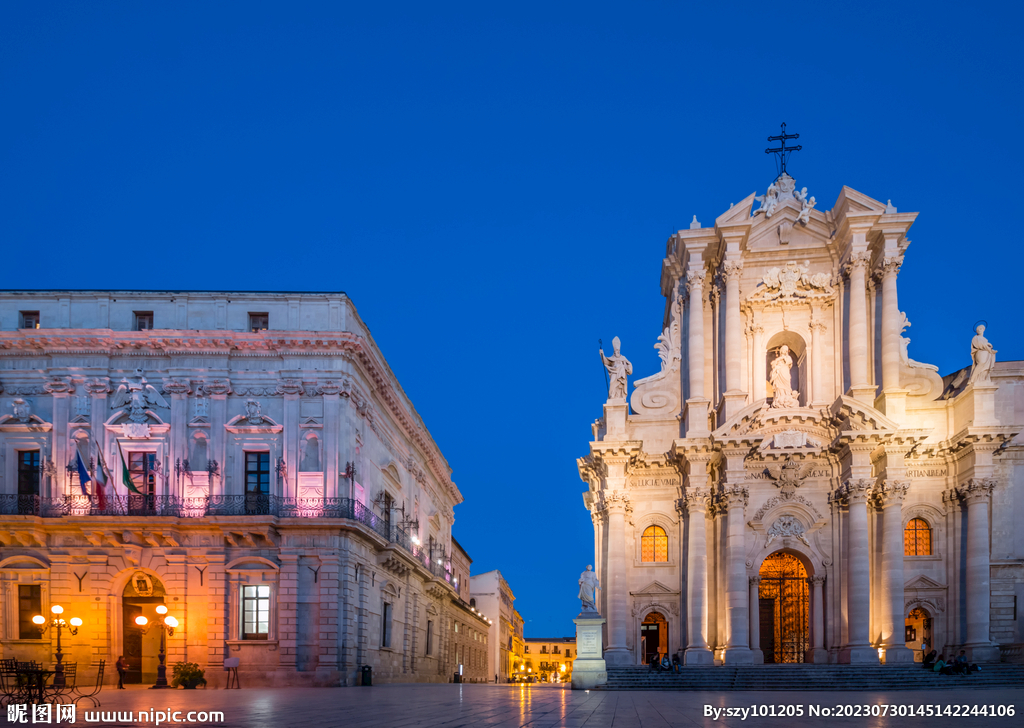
[170,661,207,689]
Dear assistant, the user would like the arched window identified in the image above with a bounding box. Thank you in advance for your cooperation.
[641,525,668,562]
[904,518,932,556]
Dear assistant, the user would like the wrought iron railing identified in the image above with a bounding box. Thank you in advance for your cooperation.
[5,494,446,580]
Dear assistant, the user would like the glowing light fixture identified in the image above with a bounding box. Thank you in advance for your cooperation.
[165,616,179,628]
[135,615,149,627]
[156,604,168,615]
[51,605,64,615]
[32,615,46,625]
[70,617,83,627]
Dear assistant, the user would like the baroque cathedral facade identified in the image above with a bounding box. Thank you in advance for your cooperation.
[579,175,1023,666]
[0,291,491,686]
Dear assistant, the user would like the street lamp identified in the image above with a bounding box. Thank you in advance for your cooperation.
[133,605,177,689]
[32,604,81,688]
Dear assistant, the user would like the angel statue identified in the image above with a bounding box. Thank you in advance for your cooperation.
[754,181,781,218]
[769,345,800,409]
[578,565,601,613]
[794,187,817,225]
[968,324,997,384]
[111,369,169,424]
[600,337,632,402]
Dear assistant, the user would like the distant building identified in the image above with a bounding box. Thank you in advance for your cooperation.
[469,570,514,682]
[510,609,525,678]
[523,637,575,683]
[0,290,485,686]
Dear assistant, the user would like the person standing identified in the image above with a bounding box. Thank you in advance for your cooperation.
[115,655,128,689]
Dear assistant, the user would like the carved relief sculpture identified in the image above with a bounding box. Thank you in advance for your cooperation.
[244,398,265,425]
[766,515,810,547]
[111,369,169,423]
[11,398,32,422]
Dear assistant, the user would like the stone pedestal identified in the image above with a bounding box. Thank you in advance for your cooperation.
[572,613,608,690]
[685,398,710,438]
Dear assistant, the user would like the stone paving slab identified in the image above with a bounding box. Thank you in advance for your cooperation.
[29,684,1022,728]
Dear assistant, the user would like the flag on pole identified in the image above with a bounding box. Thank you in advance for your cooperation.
[94,446,110,509]
[74,449,92,496]
[117,440,142,495]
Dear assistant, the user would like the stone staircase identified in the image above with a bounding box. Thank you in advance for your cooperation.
[599,664,1024,691]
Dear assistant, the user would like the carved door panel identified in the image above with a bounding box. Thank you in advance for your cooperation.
[759,598,776,663]
[123,604,143,684]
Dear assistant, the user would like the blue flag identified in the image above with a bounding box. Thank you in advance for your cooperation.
[75,449,92,496]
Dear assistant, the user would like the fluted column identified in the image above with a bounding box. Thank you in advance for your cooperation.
[163,380,191,498]
[723,485,752,662]
[748,576,763,663]
[807,576,827,663]
[839,479,876,663]
[878,256,903,392]
[603,494,631,664]
[683,487,713,664]
[846,252,872,400]
[877,480,914,662]
[722,260,743,394]
[750,322,766,401]
[809,319,826,404]
[959,479,999,661]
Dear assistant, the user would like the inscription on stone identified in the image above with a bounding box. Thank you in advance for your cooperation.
[907,469,947,478]
[630,477,680,488]
[579,630,598,655]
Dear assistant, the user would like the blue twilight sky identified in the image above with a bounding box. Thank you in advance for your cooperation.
[2,1,1022,637]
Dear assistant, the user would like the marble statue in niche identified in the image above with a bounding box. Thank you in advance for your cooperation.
[600,337,632,402]
[968,324,996,384]
[769,345,799,408]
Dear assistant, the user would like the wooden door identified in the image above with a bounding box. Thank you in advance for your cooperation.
[123,604,143,684]
[759,598,776,663]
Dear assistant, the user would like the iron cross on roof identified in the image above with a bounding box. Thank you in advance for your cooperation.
[765,122,802,177]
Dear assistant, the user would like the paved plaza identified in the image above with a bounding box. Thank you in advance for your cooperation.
[19,683,1020,728]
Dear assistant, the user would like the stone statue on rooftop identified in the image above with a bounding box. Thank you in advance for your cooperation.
[969,324,996,385]
[600,337,632,402]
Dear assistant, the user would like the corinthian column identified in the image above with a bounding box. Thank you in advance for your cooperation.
[877,480,914,663]
[750,322,766,401]
[748,576,763,663]
[683,486,713,664]
[809,318,827,405]
[722,260,746,418]
[603,494,631,665]
[959,479,1000,662]
[685,267,709,436]
[723,485,752,663]
[846,252,873,402]
[839,479,876,663]
[878,256,903,392]
[807,576,827,663]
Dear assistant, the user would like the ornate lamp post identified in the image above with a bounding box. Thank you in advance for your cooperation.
[134,605,178,689]
[32,604,82,688]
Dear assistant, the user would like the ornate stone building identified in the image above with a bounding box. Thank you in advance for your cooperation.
[579,176,1024,667]
[0,290,484,686]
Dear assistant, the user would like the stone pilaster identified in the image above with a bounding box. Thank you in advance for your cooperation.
[750,322,766,402]
[602,493,631,665]
[721,259,747,419]
[683,485,713,664]
[278,554,299,672]
[809,318,827,405]
[317,554,340,674]
[807,575,828,663]
[958,478,1000,662]
[685,266,709,436]
[748,576,764,663]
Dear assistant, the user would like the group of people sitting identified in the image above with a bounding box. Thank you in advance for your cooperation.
[648,653,681,673]
[922,649,980,676]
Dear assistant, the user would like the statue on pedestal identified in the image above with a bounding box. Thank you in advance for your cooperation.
[599,337,632,402]
[578,565,600,613]
[769,345,800,408]
[968,324,996,384]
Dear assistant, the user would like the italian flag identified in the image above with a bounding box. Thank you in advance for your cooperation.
[117,441,142,495]
[94,446,111,509]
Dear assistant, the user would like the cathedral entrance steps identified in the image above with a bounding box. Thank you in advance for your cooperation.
[599,664,1024,691]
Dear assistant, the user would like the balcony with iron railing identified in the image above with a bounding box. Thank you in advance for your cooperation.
[0,493,456,586]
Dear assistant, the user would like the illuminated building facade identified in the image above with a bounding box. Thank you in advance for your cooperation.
[579,177,1024,667]
[0,290,473,686]
[523,637,574,682]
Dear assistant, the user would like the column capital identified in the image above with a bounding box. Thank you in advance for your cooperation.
[957,477,997,505]
[84,377,111,396]
[839,478,874,503]
[723,485,749,508]
[749,575,762,587]
[877,255,904,279]
[808,575,826,587]
[44,376,74,395]
[275,379,305,396]
[808,319,828,334]
[721,259,743,282]
[604,492,632,514]
[875,479,909,506]
[844,251,872,277]
[685,268,706,294]
[747,323,765,335]
[682,487,710,514]
[162,378,192,397]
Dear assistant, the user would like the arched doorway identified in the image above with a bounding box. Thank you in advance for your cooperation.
[758,552,809,663]
[121,572,167,684]
[905,607,932,661]
[640,612,668,665]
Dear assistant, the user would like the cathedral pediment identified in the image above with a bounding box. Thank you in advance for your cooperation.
[905,574,945,590]
[631,580,679,597]
[831,395,898,433]
[714,192,756,226]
